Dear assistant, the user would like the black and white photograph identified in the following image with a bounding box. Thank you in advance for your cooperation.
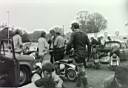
[0,0,128,88]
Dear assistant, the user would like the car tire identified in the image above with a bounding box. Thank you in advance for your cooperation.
[66,69,77,81]
[19,66,31,86]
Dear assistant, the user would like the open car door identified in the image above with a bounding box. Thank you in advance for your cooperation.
[0,39,20,87]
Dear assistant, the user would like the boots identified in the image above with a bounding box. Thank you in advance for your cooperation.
[76,73,81,87]
[76,77,88,88]
[81,77,88,88]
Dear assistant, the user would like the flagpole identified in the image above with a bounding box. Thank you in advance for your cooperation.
[7,11,10,45]
[63,25,64,36]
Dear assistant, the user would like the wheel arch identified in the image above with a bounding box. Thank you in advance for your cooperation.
[19,63,32,86]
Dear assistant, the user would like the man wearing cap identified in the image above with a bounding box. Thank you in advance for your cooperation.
[66,22,90,88]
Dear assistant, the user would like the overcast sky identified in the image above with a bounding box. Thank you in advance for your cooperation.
[0,0,127,34]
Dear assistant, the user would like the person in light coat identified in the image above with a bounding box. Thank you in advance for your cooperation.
[38,31,49,63]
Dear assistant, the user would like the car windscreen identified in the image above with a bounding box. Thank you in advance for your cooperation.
[0,41,13,58]
[105,42,120,49]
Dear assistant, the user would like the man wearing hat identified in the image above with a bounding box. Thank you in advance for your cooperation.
[66,22,90,88]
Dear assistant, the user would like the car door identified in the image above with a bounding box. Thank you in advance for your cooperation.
[124,43,128,59]
[0,40,20,87]
[120,43,128,60]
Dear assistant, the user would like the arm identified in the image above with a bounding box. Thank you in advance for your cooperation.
[20,82,39,88]
[54,37,59,48]
[66,33,74,54]
[52,71,63,88]
[35,79,44,87]
[19,35,23,48]
[85,35,91,57]
[56,77,63,88]
[44,39,49,50]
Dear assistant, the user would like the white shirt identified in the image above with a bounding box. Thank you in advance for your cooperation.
[54,35,65,48]
[13,34,22,52]
[38,37,49,56]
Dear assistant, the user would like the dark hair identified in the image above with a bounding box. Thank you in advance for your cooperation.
[41,31,46,37]
[71,22,80,29]
[56,32,61,35]
[107,36,111,40]
[42,63,55,73]
[15,29,21,35]
[50,29,55,34]
[91,37,94,40]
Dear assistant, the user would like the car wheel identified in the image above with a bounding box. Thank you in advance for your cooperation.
[66,69,77,81]
[19,66,31,86]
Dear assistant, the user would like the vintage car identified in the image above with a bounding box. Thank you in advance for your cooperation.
[105,41,128,61]
[0,39,35,87]
[97,41,128,63]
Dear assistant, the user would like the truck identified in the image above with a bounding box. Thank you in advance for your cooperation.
[0,39,35,87]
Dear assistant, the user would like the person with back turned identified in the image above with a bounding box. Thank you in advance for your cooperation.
[66,22,90,88]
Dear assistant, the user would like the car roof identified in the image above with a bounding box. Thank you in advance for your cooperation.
[105,41,121,44]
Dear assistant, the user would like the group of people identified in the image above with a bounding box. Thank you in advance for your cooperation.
[36,22,90,88]
[38,26,66,64]
[90,31,125,48]
[12,22,92,88]
[12,21,126,88]
[90,35,111,48]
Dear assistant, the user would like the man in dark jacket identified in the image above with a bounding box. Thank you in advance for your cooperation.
[66,22,90,88]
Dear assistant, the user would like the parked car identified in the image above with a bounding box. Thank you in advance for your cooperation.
[104,41,128,61]
[97,41,128,63]
[0,39,35,87]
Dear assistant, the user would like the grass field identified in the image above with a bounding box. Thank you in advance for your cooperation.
[63,65,114,88]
